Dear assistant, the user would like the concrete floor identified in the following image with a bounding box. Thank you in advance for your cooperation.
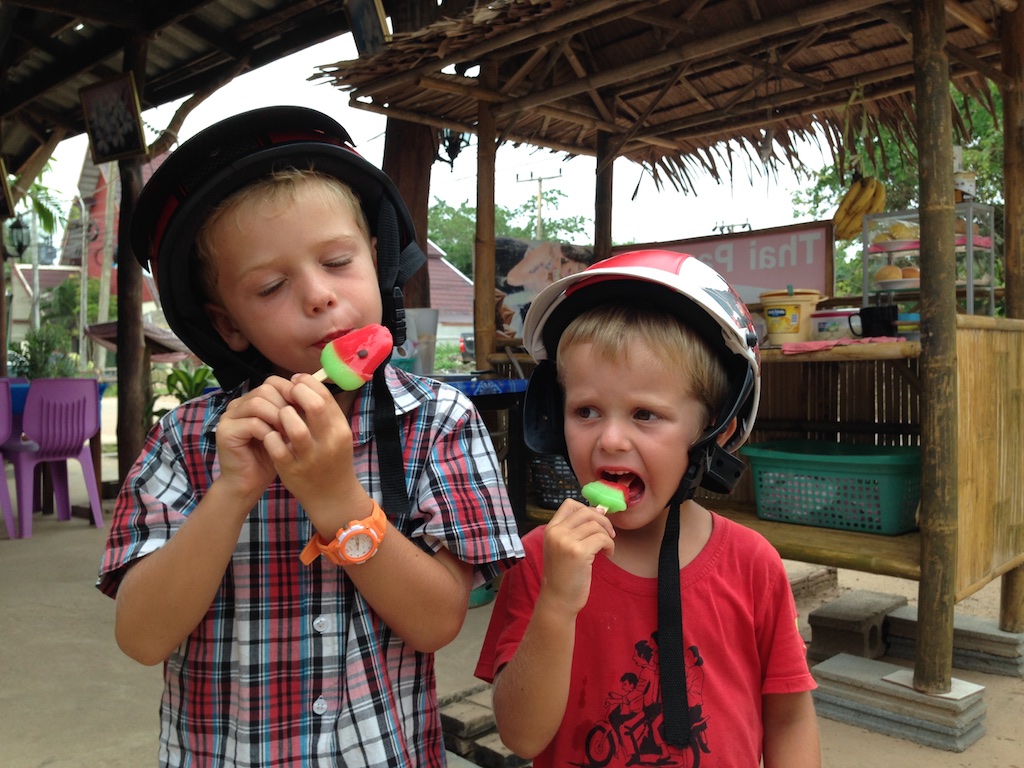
[1,415,1021,767]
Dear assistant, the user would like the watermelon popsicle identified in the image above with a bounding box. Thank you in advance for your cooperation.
[581,480,628,514]
[313,324,393,390]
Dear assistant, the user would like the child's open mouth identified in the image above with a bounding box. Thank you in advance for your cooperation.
[599,471,644,504]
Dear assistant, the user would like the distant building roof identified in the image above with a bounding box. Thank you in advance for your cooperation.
[425,240,472,325]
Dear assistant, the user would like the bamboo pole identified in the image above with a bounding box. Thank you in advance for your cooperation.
[473,62,498,374]
[999,0,1024,634]
[1004,6,1024,318]
[594,132,613,261]
[911,0,958,695]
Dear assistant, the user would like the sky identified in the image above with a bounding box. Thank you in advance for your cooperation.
[45,34,829,249]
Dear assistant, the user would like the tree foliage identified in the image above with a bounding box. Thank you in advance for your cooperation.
[40,276,116,333]
[429,189,592,278]
[791,85,1004,297]
[4,162,70,237]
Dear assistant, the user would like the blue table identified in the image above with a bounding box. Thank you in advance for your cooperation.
[10,382,28,415]
[444,377,527,398]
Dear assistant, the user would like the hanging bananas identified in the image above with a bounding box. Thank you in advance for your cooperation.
[833,176,886,240]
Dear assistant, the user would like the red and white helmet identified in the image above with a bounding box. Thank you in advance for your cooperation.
[522,249,761,495]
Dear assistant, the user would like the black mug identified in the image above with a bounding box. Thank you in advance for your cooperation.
[851,305,897,337]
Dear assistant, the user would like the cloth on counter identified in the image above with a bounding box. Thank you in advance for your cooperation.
[780,336,906,354]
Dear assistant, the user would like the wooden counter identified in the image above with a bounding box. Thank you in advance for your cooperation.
[701,318,1024,610]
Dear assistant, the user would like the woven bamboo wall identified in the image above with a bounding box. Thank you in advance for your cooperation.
[955,316,1024,598]
[698,355,921,509]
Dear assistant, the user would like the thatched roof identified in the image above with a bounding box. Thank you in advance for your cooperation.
[317,0,1012,192]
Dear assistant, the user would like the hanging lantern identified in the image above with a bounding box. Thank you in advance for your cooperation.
[8,215,29,260]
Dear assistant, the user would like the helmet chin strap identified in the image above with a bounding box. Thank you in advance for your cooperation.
[658,495,691,747]
[656,420,746,748]
[655,455,704,748]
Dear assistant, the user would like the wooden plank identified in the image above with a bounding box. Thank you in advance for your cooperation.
[714,505,922,580]
[760,340,921,363]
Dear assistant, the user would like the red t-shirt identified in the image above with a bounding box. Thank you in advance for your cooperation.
[475,513,815,768]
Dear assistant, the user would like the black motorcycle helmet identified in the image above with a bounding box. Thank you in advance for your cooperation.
[131,105,426,389]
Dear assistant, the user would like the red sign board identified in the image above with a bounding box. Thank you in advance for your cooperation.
[617,220,834,304]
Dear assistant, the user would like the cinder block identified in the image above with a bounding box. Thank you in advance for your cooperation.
[786,562,839,601]
[471,731,530,768]
[808,590,908,661]
[446,750,486,768]
[440,698,497,739]
[466,688,495,710]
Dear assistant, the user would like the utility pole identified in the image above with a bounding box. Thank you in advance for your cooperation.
[516,170,561,239]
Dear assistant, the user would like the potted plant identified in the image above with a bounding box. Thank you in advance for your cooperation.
[7,325,82,380]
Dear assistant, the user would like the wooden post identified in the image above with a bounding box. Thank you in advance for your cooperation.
[115,37,148,483]
[382,119,433,309]
[594,131,614,260]
[911,0,957,695]
[474,61,498,372]
[1004,5,1024,318]
[999,2,1024,634]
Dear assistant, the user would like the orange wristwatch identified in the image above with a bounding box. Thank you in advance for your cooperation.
[300,501,388,566]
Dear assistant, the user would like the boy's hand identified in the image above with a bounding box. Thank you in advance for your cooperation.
[215,378,292,508]
[540,500,615,616]
[260,373,368,530]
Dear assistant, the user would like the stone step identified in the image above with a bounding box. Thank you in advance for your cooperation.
[811,653,987,752]
[885,604,1024,676]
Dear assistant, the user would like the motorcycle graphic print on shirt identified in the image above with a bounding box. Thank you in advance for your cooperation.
[579,637,711,768]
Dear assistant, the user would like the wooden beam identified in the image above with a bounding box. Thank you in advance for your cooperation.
[2,0,139,27]
[502,43,551,95]
[730,49,824,90]
[946,42,1012,89]
[599,61,689,172]
[347,97,593,158]
[636,42,1000,141]
[944,0,997,40]
[9,128,66,205]
[413,75,683,150]
[562,43,614,123]
[492,0,894,118]
[356,0,667,97]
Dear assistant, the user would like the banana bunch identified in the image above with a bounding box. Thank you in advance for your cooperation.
[833,176,886,240]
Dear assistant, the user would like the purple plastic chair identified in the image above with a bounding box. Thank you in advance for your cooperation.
[0,378,103,538]
[0,379,18,539]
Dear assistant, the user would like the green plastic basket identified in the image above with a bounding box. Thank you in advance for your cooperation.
[739,440,921,535]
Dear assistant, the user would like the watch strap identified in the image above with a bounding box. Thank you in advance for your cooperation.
[300,500,387,566]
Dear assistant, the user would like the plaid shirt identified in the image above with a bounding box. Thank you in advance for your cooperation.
[97,367,523,768]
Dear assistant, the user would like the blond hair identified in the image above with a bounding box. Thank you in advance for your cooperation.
[194,169,371,302]
[556,304,729,428]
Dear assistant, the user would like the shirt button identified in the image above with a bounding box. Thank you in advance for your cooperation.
[313,616,330,633]
[312,697,329,715]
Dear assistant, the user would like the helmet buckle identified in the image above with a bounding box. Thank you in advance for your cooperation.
[387,287,407,347]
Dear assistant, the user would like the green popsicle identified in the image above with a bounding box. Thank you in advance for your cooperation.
[581,480,628,513]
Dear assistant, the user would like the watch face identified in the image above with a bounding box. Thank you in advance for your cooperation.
[343,532,375,560]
